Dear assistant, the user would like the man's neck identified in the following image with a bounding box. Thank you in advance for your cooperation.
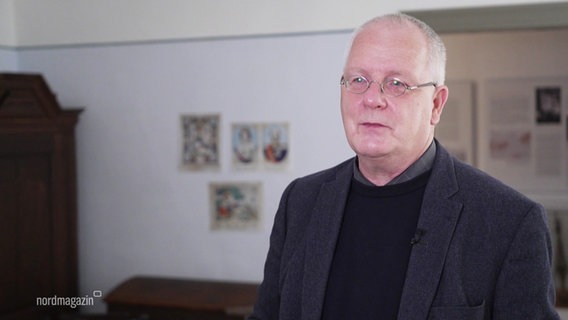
[354,140,436,186]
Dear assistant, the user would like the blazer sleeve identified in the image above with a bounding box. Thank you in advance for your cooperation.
[248,179,297,320]
[492,203,560,319]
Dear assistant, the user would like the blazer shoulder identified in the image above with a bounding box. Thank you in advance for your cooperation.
[279,157,354,215]
[454,160,526,196]
[450,156,542,215]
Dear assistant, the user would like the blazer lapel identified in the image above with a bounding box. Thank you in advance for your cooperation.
[397,146,463,320]
[301,159,353,320]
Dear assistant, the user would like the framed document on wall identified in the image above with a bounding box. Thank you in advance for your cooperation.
[481,76,568,195]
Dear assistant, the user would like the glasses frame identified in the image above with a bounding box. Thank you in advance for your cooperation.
[340,75,437,97]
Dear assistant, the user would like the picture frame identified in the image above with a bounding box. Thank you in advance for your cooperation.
[230,122,290,171]
[261,122,289,170]
[180,114,221,171]
[231,123,260,170]
[209,182,262,231]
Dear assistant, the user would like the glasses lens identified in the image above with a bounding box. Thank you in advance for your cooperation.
[383,78,406,97]
[345,75,369,93]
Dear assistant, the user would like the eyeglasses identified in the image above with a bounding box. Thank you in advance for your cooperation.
[340,74,437,97]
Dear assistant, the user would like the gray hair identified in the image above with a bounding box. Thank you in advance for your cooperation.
[345,13,447,85]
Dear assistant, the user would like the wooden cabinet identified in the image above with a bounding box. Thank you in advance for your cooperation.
[0,73,82,319]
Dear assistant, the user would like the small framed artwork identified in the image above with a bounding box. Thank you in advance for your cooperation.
[231,123,260,170]
[261,122,289,170]
[181,114,220,171]
[536,87,561,124]
[209,182,262,231]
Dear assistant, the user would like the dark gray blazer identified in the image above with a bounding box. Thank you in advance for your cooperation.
[249,143,559,320]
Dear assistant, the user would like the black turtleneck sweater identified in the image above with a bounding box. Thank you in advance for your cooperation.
[322,170,430,320]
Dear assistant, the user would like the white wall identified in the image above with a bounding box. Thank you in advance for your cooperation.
[2,0,567,47]
[0,0,18,69]
[0,0,16,47]
[0,48,18,71]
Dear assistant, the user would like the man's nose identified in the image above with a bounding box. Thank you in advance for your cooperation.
[363,82,387,109]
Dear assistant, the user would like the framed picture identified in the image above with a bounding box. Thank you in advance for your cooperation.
[209,182,262,231]
[261,122,289,170]
[230,122,290,171]
[180,114,220,171]
[231,123,260,170]
[536,87,562,124]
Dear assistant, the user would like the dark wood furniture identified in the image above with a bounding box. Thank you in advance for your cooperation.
[104,276,259,320]
[0,73,82,319]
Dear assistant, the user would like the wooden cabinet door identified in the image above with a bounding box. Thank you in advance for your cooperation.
[0,135,55,316]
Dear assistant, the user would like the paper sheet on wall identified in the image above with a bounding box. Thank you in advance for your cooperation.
[483,77,568,195]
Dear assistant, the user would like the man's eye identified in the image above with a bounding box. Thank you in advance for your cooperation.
[352,76,365,84]
[389,79,403,86]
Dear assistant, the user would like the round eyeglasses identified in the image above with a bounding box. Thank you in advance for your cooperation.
[340,74,437,97]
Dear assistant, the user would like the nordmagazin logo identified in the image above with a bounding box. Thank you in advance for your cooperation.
[36,291,102,309]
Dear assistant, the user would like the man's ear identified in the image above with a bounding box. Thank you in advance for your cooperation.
[431,85,449,126]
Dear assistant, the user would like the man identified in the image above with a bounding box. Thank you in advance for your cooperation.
[249,13,559,319]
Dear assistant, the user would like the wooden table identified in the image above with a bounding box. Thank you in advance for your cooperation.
[103,276,259,320]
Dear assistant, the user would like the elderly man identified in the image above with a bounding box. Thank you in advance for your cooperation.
[249,13,559,320]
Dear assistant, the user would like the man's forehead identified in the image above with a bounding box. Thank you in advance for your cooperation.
[346,23,430,78]
[357,19,421,40]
